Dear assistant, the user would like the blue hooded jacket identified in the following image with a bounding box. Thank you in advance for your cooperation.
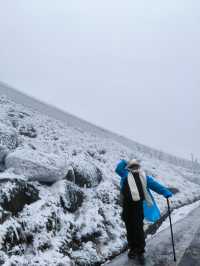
[115,160,172,222]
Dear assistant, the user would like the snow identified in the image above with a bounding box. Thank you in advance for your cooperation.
[0,93,199,265]
[155,200,200,235]
[5,148,66,183]
[0,121,18,150]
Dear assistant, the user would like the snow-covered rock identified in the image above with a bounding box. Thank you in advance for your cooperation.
[5,149,66,183]
[68,156,103,188]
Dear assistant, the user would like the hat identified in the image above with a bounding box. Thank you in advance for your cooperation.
[127,159,140,169]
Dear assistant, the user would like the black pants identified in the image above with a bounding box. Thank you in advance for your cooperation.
[122,200,145,252]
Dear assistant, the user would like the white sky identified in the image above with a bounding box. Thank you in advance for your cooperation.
[0,1,200,160]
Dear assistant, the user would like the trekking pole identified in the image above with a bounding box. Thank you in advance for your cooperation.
[167,198,176,262]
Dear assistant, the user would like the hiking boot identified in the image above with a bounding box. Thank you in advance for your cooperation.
[128,248,137,259]
[137,252,145,265]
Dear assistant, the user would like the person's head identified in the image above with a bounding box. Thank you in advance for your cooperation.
[127,159,140,171]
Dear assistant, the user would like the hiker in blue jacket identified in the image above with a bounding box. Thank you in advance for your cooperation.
[115,159,172,259]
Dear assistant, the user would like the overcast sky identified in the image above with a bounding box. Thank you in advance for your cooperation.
[0,1,199,160]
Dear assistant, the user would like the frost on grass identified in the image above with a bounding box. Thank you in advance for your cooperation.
[18,124,37,138]
[0,122,18,151]
[0,95,199,265]
[59,180,85,213]
[0,179,39,215]
[0,121,18,168]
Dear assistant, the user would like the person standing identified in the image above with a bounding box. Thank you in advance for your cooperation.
[115,159,172,259]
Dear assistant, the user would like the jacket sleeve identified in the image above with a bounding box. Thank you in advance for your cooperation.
[147,176,173,198]
[115,160,128,190]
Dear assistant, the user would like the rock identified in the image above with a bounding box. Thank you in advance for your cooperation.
[0,179,39,215]
[60,181,84,213]
[65,167,75,183]
[8,109,30,119]
[5,149,66,183]
[67,157,102,188]
[19,124,37,138]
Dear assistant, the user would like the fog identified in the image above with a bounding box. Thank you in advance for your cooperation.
[0,1,199,160]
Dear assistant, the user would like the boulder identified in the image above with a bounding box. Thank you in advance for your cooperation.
[67,157,102,188]
[0,179,39,215]
[5,149,66,183]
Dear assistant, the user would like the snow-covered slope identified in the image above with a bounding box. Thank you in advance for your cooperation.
[0,84,200,266]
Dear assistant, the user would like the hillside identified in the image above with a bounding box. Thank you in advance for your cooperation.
[1,81,199,173]
[0,84,200,266]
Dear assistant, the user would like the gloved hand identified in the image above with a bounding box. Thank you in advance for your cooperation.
[165,191,173,198]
